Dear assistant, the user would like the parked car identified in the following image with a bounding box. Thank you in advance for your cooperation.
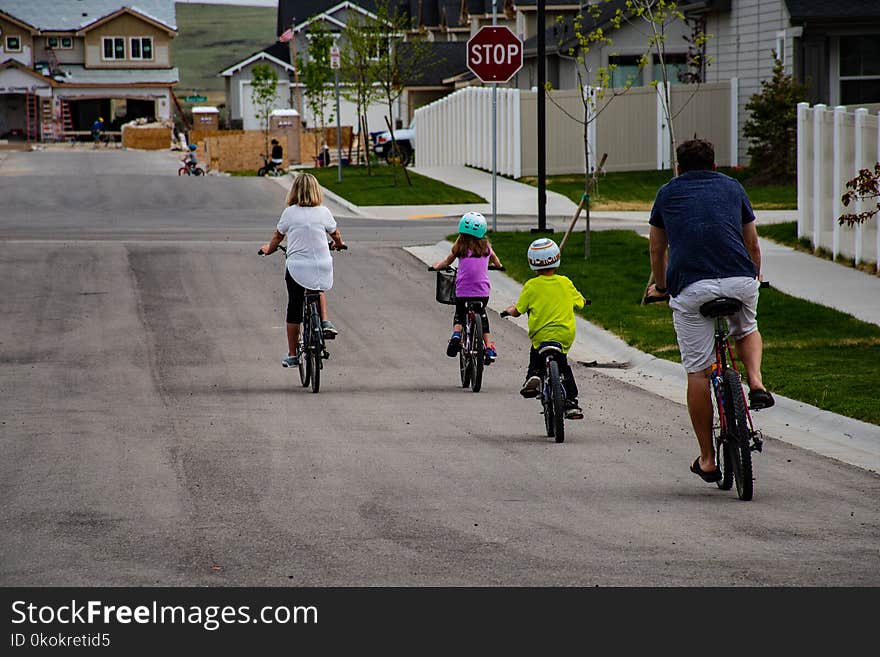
[373,120,415,166]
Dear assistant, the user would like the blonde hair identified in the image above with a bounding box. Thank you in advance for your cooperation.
[286,172,324,207]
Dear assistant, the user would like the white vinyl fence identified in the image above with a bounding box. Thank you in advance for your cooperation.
[414,81,737,177]
[797,102,880,270]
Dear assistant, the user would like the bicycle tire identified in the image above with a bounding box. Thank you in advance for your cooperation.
[298,334,310,387]
[714,431,734,490]
[549,360,565,443]
[177,167,187,176]
[257,167,267,176]
[310,349,321,393]
[459,338,471,388]
[194,167,204,176]
[722,368,753,500]
[543,381,555,438]
[470,314,484,393]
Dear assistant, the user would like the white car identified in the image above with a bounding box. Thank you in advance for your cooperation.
[373,121,415,165]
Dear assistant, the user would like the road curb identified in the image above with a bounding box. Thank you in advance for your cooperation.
[405,241,880,474]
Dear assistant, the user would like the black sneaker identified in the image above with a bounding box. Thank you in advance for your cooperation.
[446,333,461,357]
[520,376,541,398]
[564,399,584,420]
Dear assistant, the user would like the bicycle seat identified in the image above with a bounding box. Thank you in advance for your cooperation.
[537,341,564,354]
[699,297,742,318]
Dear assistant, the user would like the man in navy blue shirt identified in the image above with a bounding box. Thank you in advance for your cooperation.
[645,139,773,484]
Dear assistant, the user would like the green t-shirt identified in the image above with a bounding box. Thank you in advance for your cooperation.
[515,274,585,352]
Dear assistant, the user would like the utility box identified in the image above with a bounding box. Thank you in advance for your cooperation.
[270,108,301,164]
[192,106,219,130]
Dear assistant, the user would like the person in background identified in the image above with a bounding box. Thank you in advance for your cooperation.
[91,117,104,147]
[269,139,284,173]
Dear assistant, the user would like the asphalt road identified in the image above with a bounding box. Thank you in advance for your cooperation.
[1,149,878,586]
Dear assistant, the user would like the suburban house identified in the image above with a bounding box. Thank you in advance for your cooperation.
[218,42,296,130]
[222,1,468,132]
[0,0,178,142]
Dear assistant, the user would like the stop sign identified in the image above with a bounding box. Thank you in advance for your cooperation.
[467,26,523,83]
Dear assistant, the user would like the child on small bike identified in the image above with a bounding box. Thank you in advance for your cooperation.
[502,238,586,419]
[431,212,503,363]
[182,143,198,172]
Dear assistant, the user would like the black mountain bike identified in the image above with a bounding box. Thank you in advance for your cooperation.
[429,265,503,393]
[259,243,347,394]
[646,282,768,500]
[501,301,590,443]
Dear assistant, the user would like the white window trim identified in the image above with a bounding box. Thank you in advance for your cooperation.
[836,34,880,106]
[102,36,126,61]
[129,36,154,61]
[5,35,22,52]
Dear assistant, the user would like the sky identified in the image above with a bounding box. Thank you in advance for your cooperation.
[175,1,277,6]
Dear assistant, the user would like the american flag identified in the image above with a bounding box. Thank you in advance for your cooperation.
[278,28,293,43]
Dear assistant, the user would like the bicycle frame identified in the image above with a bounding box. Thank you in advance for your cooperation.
[709,317,759,447]
[541,352,567,402]
[301,291,325,356]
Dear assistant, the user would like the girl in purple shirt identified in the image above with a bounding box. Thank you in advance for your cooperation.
[432,212,504,362]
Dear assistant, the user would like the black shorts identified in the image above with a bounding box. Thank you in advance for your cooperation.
[285,270,304,324]
[453,296,490,333]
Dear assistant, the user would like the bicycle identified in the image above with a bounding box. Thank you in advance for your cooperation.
[257,154,284,177]
[259,243,347,393]
[645,282,768,500]
[429,264,504,393]
[178,160,204,176]
[501,301,590,443]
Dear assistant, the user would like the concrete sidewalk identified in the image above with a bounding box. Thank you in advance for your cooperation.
[407,241,880,474]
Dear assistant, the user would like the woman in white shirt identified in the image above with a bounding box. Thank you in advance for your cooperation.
[261,173,346,367]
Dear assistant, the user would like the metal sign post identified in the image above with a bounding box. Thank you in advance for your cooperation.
[330,46,342,183]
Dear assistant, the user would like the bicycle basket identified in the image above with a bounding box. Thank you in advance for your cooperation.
[435,268,457,305]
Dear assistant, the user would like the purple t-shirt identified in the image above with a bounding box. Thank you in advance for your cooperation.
[455,246,493,297]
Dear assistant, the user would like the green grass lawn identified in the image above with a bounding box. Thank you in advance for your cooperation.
[486,230,880,425]
[757,221,879,274]
[174,3,277,96]
[308,166,485,205]
[518,168,797,211]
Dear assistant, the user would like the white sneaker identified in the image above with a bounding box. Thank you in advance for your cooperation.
[282,354,299,367]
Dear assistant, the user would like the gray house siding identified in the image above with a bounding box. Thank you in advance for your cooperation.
[704,0,792,162]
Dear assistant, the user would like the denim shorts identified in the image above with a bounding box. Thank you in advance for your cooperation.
[669,277,759,373]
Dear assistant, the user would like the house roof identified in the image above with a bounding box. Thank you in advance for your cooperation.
[55,64,179,85]
[218,44,296,77]
[278,1,382,36]
[785,0,880,22]
[0,58,57,85]
[399,40,467,86]
[0,1,177,32]
[522,0,629,56]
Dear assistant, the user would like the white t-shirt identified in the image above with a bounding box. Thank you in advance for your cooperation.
[276,204,337,291]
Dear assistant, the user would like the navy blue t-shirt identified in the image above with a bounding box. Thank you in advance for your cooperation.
[649,170,757,297]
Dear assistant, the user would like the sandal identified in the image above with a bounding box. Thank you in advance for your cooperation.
[748,388,775,410]
[690,457,722,483]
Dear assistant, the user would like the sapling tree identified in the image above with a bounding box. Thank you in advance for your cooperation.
[250,63,279,157]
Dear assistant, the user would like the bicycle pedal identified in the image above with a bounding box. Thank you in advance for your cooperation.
[322,350,330,359]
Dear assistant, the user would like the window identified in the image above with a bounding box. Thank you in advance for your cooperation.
[609,55,643,88]
[653,54,687,86]
[5,36,21,52]
[102,37,125,60]
[130,37,153,60]
[840,36,880,104]
[47,37,73,50]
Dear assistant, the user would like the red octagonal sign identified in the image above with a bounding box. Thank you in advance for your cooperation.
[467,26,523,83]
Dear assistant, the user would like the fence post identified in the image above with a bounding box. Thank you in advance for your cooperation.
[832,105,846,260]
[854,107,867,265]
[513,89,522,180]
[729,77,739,167]
[796,102,809,240]
[812,104,826,251]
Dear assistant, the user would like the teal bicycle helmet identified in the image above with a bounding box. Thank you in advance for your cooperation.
[458,211,487,238]
[189,144,197,151]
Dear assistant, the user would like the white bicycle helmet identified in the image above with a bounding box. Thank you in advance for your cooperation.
[458,211,488,238]
[527,238,561,270]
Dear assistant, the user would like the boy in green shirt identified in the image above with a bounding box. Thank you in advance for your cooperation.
[502,238,586,419]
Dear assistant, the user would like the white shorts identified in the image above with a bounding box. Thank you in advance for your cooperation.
[669,277,760,373]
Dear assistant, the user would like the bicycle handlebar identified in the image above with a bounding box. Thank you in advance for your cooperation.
[259,243,347,256]
[641,280,770,304]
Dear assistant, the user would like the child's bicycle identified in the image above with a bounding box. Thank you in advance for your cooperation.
[259,243,347,393]
[429,264,504,393]
[501,302,589,443]
[645,282,769,500]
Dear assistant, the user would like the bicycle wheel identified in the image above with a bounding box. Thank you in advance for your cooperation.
[714,430,733,491]
[470,315,484,393]
[310,349,321,393]
[459,336,471,388]
[542,381,555,438]
[194,167,204,176]
[178,167,187,176]
[549,360,565,443]
[722,368,753,500]
[310,306,323,393]
[297,329,310,387]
